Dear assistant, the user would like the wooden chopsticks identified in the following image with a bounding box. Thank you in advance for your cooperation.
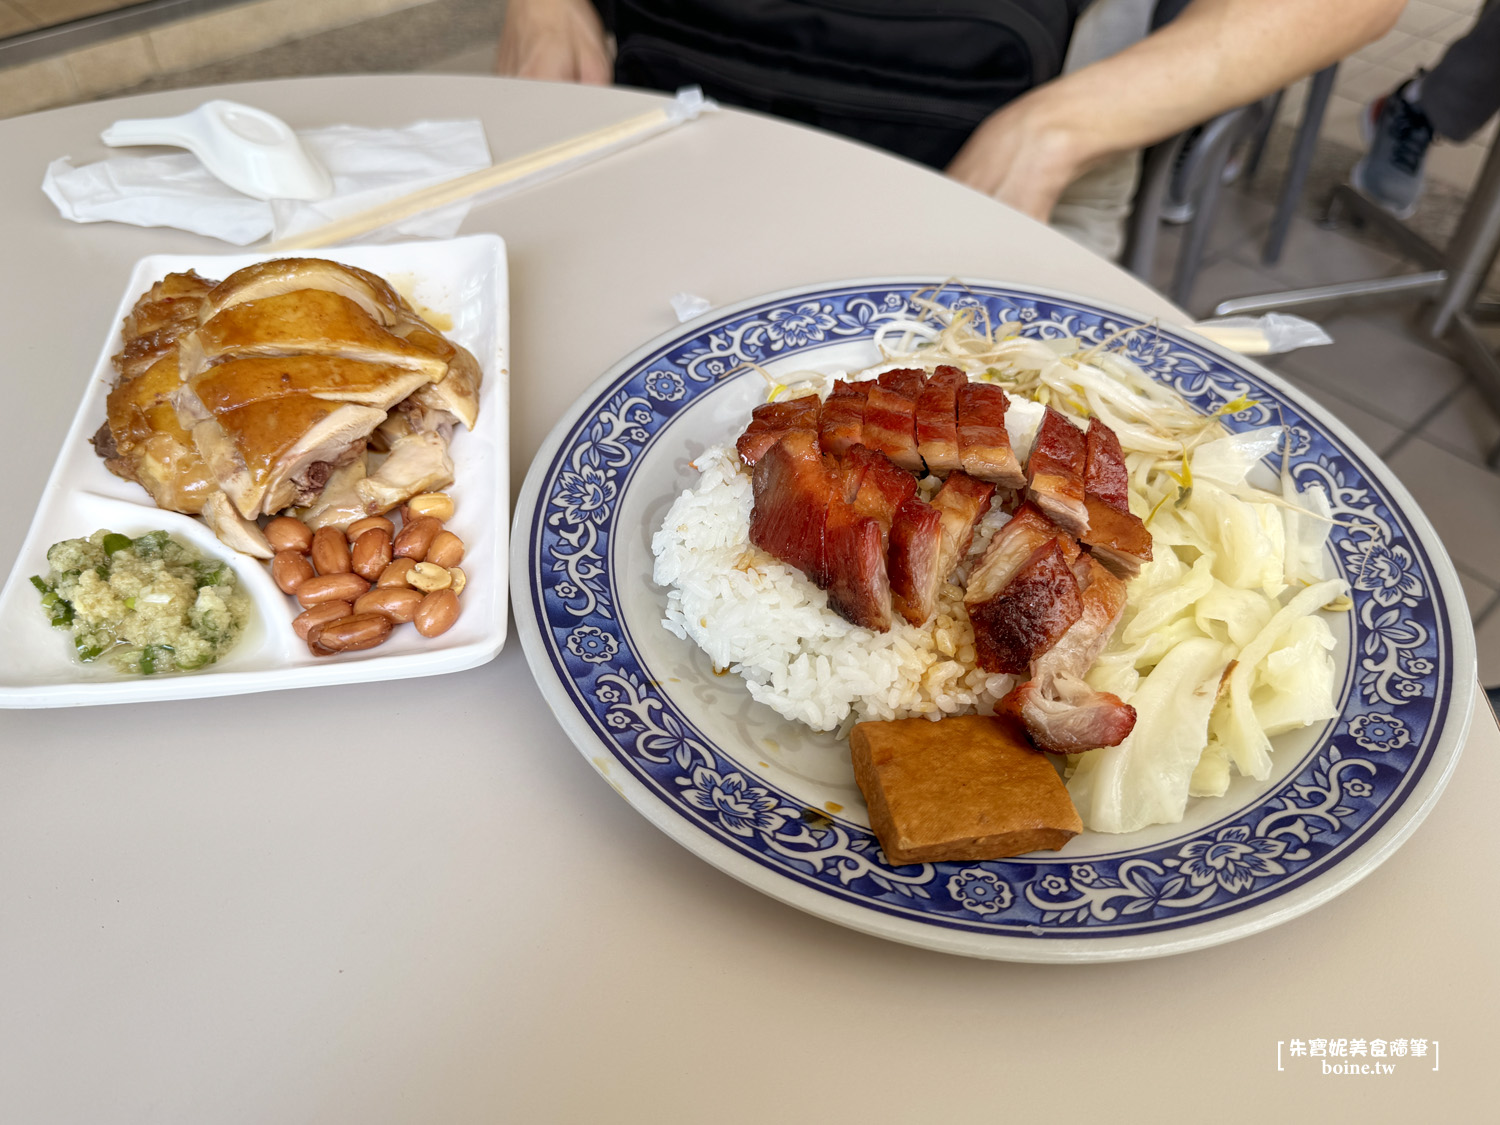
[266,105,675,251]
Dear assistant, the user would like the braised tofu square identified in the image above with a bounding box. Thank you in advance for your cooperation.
[850,715,1082,865]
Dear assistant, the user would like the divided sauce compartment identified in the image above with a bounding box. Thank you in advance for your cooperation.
[0,236,510,707]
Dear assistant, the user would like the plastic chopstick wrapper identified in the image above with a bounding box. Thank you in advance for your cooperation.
[1191,313,1332,356]
[268,87,719,250]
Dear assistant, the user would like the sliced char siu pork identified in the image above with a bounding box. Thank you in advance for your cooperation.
[748,429,833,582]
[999,556,1137,752]
[825,500,892,631]
[747,436,906,632]
[929,471,996,582]
[955,381,1026,489]
[965,502,1078,605]
[1025,407,1089,535]
[1002,679,1138,754]
[914,365,964,474]
[818,379,869,458]
[736,394,821,466]
[967,541,1083,674]
[888,497,944,627]
[860,368,925,474]
[842,443,917,531]
[1077,417,1153,579]
[842,444,923,629]
[964,502,1084,674]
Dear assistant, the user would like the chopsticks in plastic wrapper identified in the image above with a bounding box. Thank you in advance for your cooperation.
[269,87,718,251]
[1192,313,1333,356]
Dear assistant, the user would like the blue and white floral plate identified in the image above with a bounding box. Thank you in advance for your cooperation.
[511,279,1475,962]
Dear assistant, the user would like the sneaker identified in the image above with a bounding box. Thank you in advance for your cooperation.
[1350,78,1434,219]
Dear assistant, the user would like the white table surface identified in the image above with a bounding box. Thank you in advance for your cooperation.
[0,76,1493,1123]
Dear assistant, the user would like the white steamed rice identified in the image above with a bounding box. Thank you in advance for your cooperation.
[652,445,1015,732]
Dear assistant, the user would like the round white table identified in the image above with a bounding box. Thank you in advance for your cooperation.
[0,76,1493,1122]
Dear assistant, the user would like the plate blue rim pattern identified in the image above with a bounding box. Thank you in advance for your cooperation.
[518,280,1471,952]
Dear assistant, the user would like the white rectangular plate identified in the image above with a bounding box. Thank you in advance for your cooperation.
[0,235,510,707]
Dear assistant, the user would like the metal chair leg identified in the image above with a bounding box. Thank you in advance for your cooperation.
[1425,136,1500,338]
[1169,107,1255,306]
[1122,135,1184,281]
[1242,89,1283,182]
[1263,64,1338,265]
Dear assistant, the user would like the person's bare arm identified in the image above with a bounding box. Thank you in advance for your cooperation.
[947,0,1405,221]
[496,0,611,84]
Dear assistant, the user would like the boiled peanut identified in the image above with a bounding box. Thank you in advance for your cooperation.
[311,526,352,575]
[309,612,392,654]
[414,589,459,637]
[448,566,467,595]
[295,572,370,608]
[264,515,313,554]
[292,599,352,640]
[392,516,443,561]
[270,551,315,594]
[408,562,452,593]
[350,528,393,582]
[405,492,454,522]
[425,530,464,569]
[354,586,424,624]
[376,557,417,588]
[346,515,395,542]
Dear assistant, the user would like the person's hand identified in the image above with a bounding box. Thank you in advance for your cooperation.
[496,0,612,85]
[945,87,1094,223]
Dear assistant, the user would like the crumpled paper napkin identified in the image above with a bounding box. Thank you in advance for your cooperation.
[41,119,492,246]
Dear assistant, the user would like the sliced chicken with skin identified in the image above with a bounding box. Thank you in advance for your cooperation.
[398,323,483,431]
[200,258,484,432]
[356,430,455,515]
[199,491,273,559]
[103,352,218,515]
[199,258,411,327]
[114,271,216,382]
[94,258,482,555]
[179,289,450,381]
[174,354,439,425]
[192,395,386,519]
[293,459,369,530]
